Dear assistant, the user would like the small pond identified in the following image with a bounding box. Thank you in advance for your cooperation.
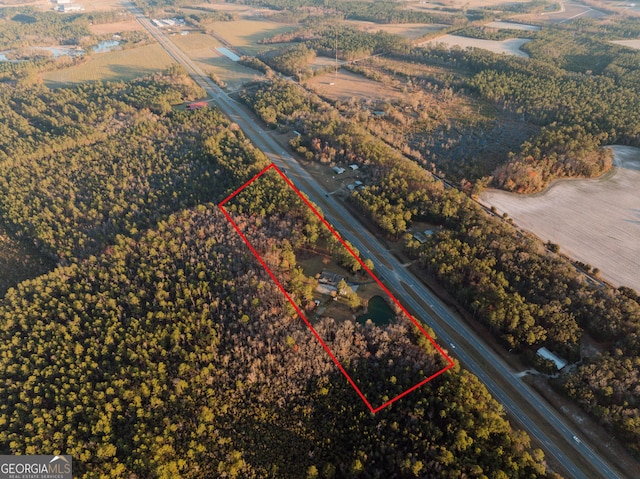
[93,40,121,53]
[357,295,395,326]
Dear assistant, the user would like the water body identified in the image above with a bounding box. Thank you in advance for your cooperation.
[357,295,395,326]
[93,40,121,53]
[36,46,84,58]
[481,145,640,292]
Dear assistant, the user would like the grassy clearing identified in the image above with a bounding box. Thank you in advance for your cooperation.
[42,44,175,86]
[89,20,143,35]
[208,19,298,55]
[171,32,262,89]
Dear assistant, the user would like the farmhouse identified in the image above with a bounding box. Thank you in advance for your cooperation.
[537,347,568,370]
[318,270,344,286]
[349,164,359,170]
[332,166,345,175]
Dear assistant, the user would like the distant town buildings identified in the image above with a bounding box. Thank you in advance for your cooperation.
[151,18,186,28]
[56,3,83,11]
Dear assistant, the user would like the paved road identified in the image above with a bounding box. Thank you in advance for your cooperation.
[125,5,624,478]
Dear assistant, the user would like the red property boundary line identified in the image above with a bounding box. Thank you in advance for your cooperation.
[219,163,454,413]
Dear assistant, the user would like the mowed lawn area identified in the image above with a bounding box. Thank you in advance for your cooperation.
[42,44,175,86]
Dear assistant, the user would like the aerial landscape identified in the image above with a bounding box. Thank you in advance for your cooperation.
[0,0,638,478]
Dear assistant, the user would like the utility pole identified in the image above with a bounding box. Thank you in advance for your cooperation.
[335,27,338,80]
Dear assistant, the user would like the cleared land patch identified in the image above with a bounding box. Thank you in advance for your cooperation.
[304,69,406,102]
[89,20,143,35]
[42,43,174,85]
[345,20,448,39]
[207,19,298,56]
[481,145,640,292]
[171,33,260,89]
[484,21,541,31]
[421,34,531,57]
[610,39,640,50]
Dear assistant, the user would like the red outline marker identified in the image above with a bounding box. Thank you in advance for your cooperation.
[219,164,454,413]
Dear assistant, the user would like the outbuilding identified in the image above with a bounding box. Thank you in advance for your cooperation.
[536,347,568,370]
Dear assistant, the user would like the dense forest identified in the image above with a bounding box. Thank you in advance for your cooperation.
[241,79,640,454]
[0,68,270,262]
[0,205,555,478]
[0,71,560,476]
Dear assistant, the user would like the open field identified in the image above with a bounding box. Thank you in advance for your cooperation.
[481,145,640,292]
[171,32,261,89]
[517,2,609,23]
[184,1,273,14]
[207,19,298,56]
[90,20,143,35]
[304,69,406,102]
[485,21,541,31]
[611,39,640,50]
[421,34,531,57]
[345,20,447,39]
[75,0,121,12]
[42,43,174,85]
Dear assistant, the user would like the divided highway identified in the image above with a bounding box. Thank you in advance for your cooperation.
[124,5,624,478]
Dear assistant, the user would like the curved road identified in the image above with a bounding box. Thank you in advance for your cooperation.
[124,5,624,478]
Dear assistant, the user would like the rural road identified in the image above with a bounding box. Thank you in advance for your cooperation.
[123,4,625,478]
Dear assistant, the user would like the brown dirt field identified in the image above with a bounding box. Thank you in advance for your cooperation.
[611,39,640,50]
[304,69,406,103]
[420,34,532,57]
[345,20,447,39]
[481,145,640,292]
[90,20,143,35]
[421,0,531,6]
